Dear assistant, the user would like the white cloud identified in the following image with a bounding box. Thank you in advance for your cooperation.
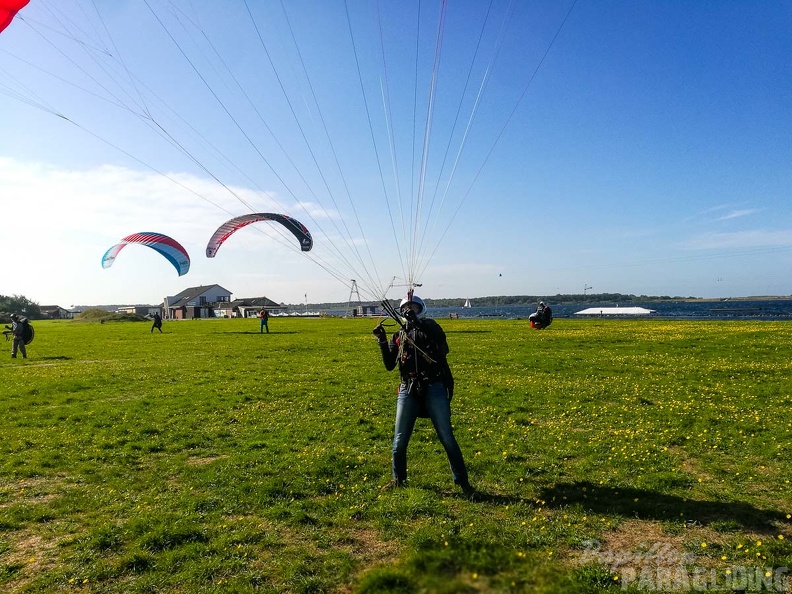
[714,209,759,221]
[682,230,792,250]
[0,158,333,305]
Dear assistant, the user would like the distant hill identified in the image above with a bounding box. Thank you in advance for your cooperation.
[71,304,155,313]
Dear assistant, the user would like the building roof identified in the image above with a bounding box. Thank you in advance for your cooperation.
[229,297,282,308]
[574,307,656,316]
[165,284,232,308]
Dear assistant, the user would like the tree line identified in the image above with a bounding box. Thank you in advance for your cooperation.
[299,293,696,310]
[4,292,698,319]
[422,293,694,308]
[1,294,41,319]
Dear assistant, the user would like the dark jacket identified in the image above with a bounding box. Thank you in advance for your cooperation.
[378,318,454,400]
[10,320,24,338]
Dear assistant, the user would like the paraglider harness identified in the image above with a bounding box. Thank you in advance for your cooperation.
[530,304,553,329]
[4,317,34,345]
[378,299,454,413]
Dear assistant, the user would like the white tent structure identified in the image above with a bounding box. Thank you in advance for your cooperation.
[574,306,656,316]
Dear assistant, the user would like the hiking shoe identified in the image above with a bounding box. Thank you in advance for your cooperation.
[459,483,478,499]
[380,479,405,491]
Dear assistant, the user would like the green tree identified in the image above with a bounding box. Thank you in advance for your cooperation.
[0,294,41,319]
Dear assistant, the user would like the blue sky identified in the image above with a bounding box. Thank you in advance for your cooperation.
[1,0,790,307]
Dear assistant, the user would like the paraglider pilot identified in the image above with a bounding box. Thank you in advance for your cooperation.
[373,296,475,496]
[151,312,163,333]
[529,301,552,329]
[6,313,27,359]
[258,308,269,334]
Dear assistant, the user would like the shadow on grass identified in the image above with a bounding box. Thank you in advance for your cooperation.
[428,484,528,505]
[217,331,301,335]
[464,490,527,505]
[539,481,786,533]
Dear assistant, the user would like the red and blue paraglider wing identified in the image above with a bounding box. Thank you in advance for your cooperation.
[102,232,191,276]
[205,213,313,258]
[0,0,28,35]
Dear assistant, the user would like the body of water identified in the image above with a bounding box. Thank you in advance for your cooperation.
[320,300,792,321]
[437,300,792,321]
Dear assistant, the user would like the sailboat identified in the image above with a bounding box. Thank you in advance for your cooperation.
[463,299,471,308]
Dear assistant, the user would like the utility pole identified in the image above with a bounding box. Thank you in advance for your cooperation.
[346,280,361,317]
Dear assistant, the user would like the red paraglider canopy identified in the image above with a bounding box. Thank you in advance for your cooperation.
[0,0,29,35]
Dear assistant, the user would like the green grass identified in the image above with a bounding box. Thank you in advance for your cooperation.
[1,317,791,592]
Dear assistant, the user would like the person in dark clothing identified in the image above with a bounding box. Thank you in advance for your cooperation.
[258,308,269,333]
[373,295,474,496]
[6,313,28,359]
[529,301,552,329]
[151,312,163,333]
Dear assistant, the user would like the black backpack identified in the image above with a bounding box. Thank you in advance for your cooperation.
[21,319,34,345]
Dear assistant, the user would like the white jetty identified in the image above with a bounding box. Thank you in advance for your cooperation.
[574,306,656,316]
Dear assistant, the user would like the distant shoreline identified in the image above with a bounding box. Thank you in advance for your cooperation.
[677,296,792,303]
[78,295,792,312]
[309,295,792,308]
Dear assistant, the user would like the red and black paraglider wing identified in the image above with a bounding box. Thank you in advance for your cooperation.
[0,0,29,35]
[205,213,313,258]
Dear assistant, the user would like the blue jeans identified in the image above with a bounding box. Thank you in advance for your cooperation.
[392,381,469,486]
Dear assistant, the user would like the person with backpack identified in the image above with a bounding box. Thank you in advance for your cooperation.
[372,295,475,497]
[5,313,29,359]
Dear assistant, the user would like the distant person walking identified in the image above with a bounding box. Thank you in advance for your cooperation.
[5,313,30,359]
[151,312,163,333]
[258,308,269,334]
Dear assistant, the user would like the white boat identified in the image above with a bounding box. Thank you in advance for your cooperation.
[464,299,471,308]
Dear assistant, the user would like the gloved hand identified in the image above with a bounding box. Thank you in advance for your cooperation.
[403,308,419,329]
[372,324,387,342]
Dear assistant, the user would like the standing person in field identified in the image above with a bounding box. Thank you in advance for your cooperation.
[258,308,269,334]
[372,295,475,496]
[5,313,28,359]
[151,312,163,333]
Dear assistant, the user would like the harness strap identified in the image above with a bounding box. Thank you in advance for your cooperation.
[396,328,437,365]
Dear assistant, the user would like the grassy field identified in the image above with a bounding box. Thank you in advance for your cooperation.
[1,316,791,593]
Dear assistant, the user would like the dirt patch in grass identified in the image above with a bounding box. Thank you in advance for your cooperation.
[343,527,402,563]
[333,528,404,593]
[572,519,731,572]
[572,518,792,586]
[2,530,63,592]
[185,455,227,466]
[251,518,403,592]
[670,447,715,483]
[602,520,697,566]
[0,476,69,510]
